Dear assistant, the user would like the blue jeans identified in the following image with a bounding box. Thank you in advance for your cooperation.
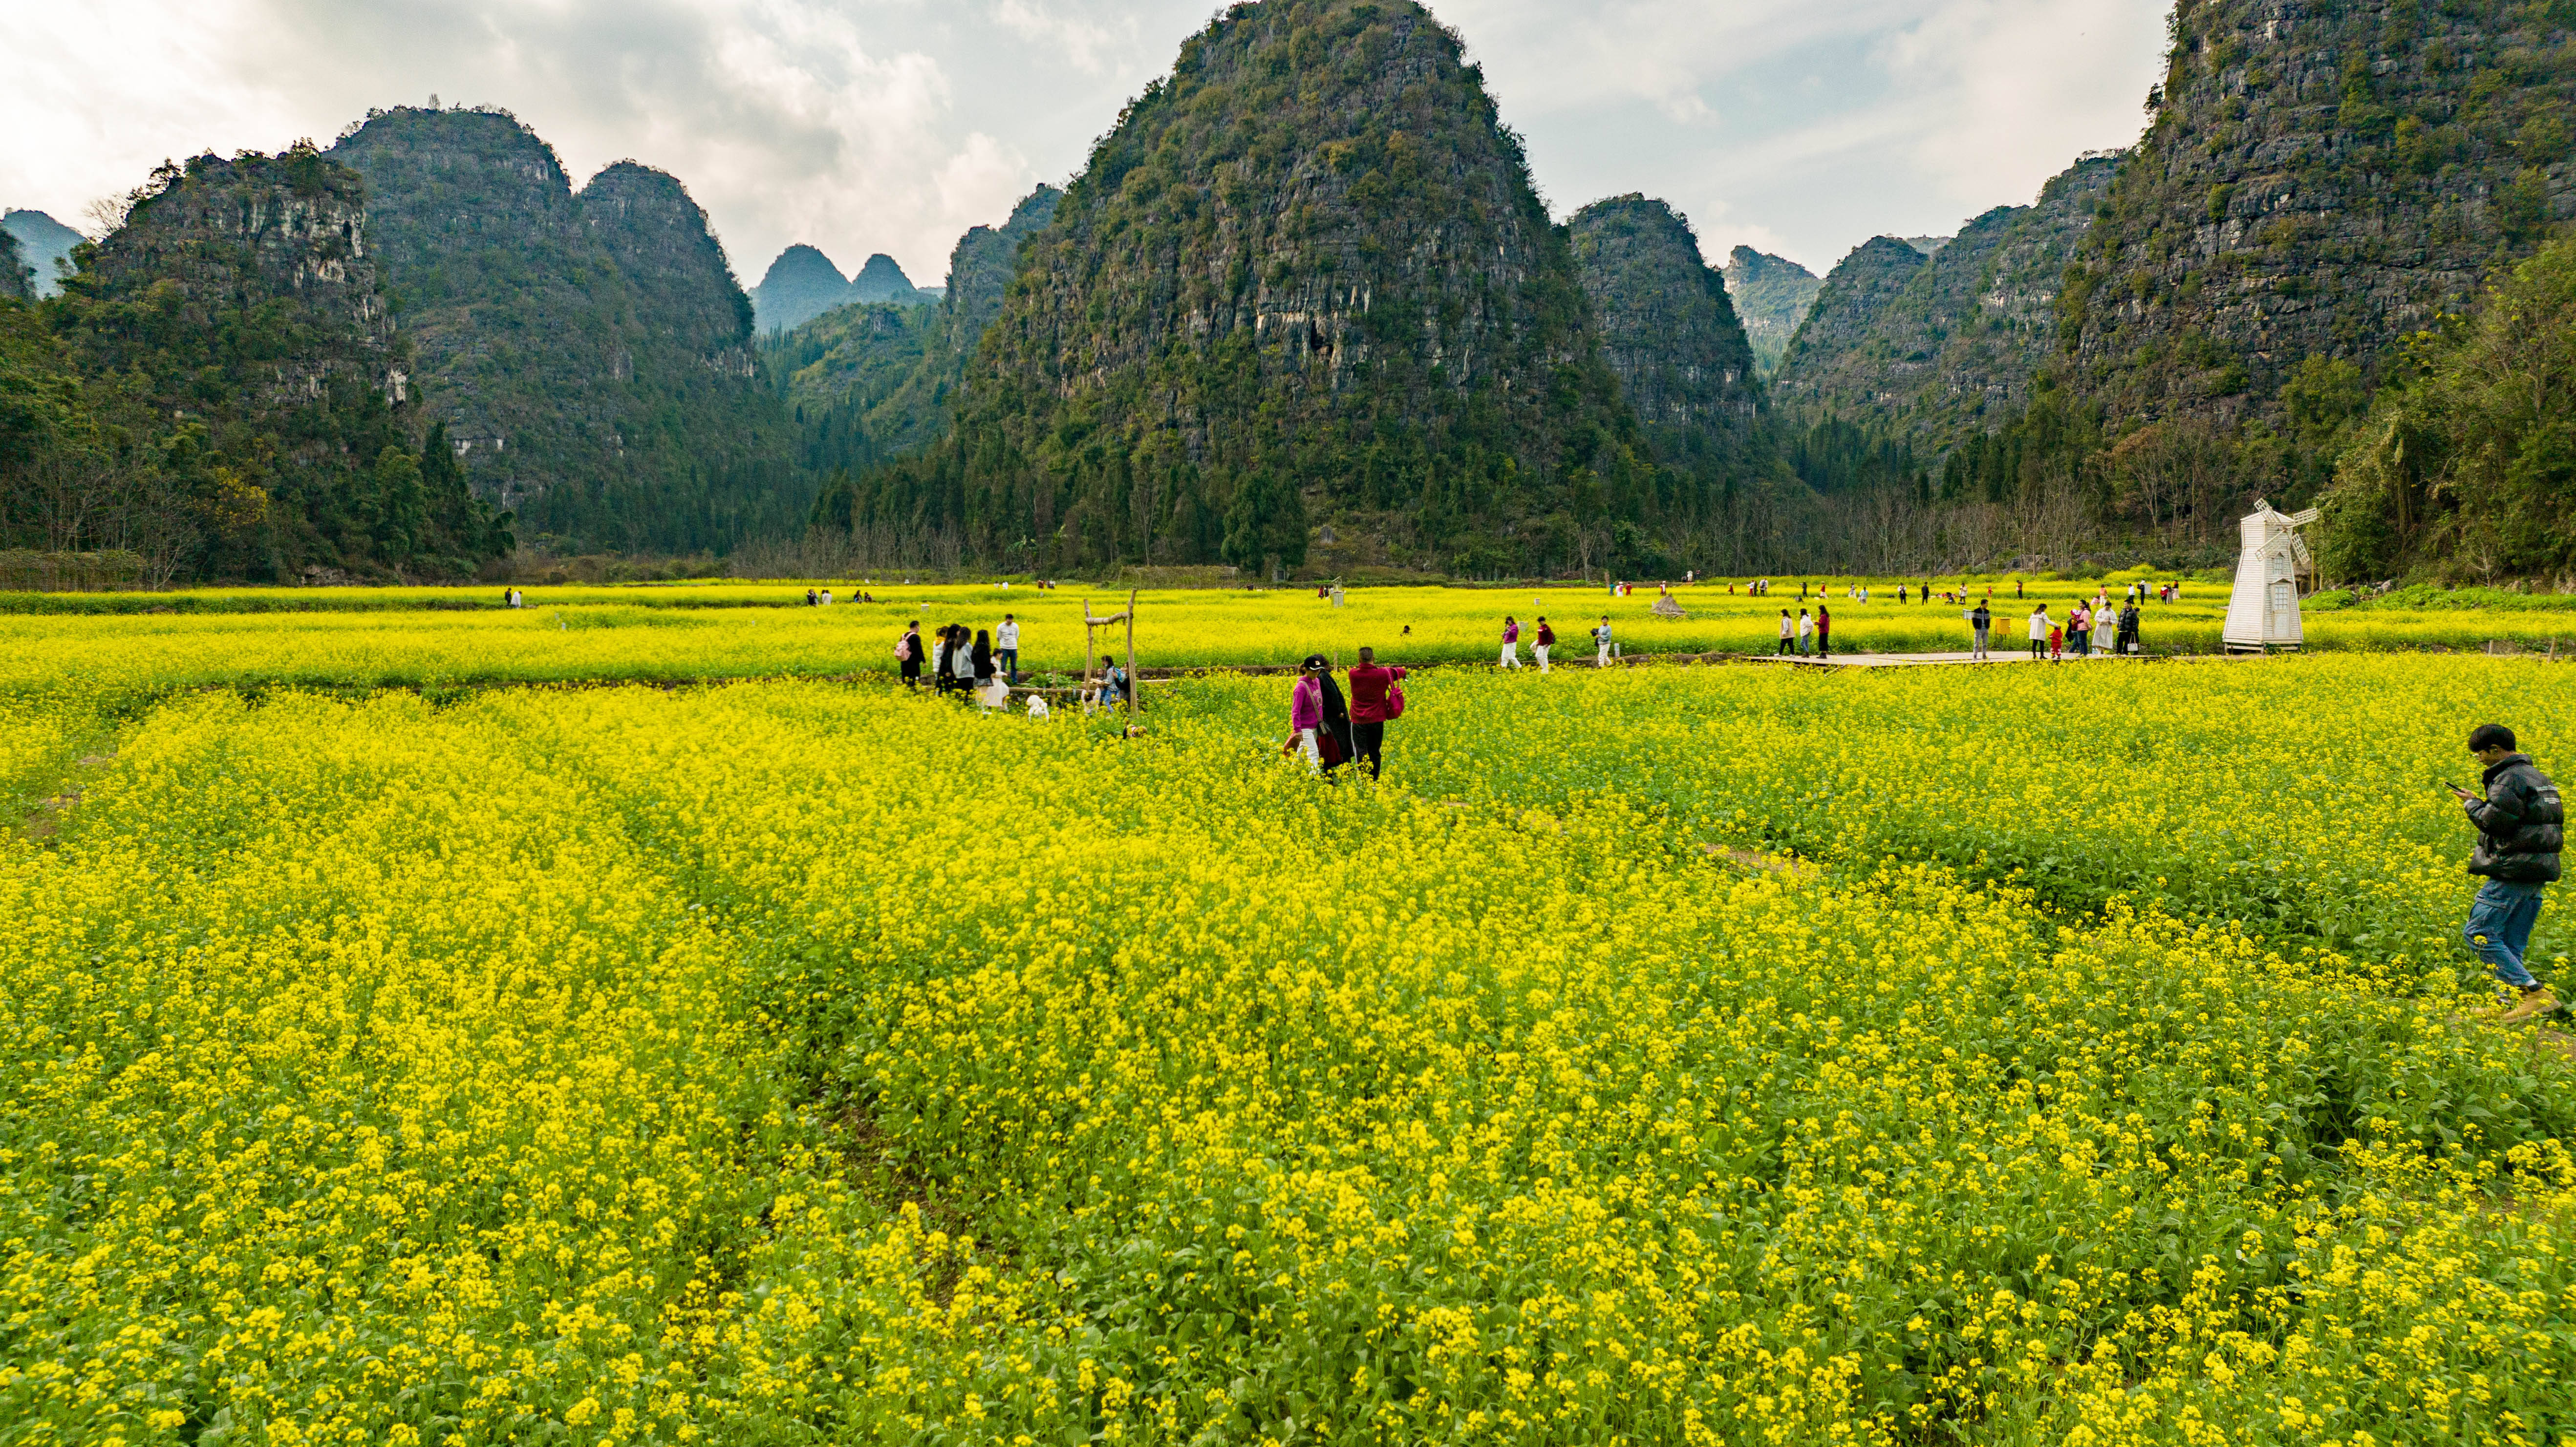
[999,648,1018,683]
[2465,878,2546,988]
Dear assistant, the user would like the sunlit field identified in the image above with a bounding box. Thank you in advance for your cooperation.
[4,627,2572,1444]
[12,576,2576,707]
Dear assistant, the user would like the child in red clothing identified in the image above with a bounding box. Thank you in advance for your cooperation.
[2049,624,2064,660]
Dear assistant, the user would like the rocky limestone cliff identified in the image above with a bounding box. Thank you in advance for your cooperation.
[871,0,1653,575]
[1772,235,1933,393]
[2061,0,2576,430]
[1721,247,1823,376]
[1772,154,2120,447]
[330,107,801,551]
[578,160,757,374]
[1565,194,1761,439]
[51,146,501,577]
[78,148,399,412]
[753,243,852,333]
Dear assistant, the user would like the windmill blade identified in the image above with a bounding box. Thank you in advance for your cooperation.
[2284,508,2321,527]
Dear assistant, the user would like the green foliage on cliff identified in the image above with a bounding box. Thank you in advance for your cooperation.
[331,107,804,555]
[2060,0,2576,432]
[836,0,1671,578]
[1721,248,1822,377]
[1775,156,2119,452]
[778,187,1058,484]
[4,148,507,582]
[2317,235,2576,581]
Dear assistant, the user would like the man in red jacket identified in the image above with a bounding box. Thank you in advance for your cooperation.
[1345,647,1407,781]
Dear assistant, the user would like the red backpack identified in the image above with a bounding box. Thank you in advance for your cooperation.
[1385,680,1406,719]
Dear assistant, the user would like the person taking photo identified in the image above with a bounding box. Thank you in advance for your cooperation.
[2451,723,2565,1022]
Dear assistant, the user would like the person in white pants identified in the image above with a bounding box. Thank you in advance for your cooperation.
[1499,616,1522,668]
[1594,616,1614,666]
[1532,617,1554,673]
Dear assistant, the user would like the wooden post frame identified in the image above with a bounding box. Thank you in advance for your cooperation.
[1081,592,1142,714]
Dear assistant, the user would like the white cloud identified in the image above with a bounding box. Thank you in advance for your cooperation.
[990,0,1133,77]
[0,0,2174,288]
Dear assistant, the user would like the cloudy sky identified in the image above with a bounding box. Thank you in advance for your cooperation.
[2,0,2168,288]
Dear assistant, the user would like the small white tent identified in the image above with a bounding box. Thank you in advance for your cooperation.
[2222,499,2318,652]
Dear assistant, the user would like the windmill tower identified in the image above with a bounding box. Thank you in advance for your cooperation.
[2222,499,2318,652]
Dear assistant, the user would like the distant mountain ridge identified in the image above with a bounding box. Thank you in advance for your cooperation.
[3,209,84,298]
[751,245,933,332]
[778,185,1061,478]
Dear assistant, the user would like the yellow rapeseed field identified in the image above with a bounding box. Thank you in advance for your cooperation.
[9,580,2576,704]
[2,648,2572,1445]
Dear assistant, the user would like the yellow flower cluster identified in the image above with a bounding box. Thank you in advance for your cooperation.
[2,654,2571,1444]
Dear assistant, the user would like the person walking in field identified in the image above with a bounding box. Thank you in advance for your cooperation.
[1533,617,1555,673]
[951,627,979,695]
[2028,605,2050,659]
[1815,604,1832,659]
[897,621,923,690]
[996,613,1021,684]
[2118,599,2142,655]
[1797,608,1814,656]
[1346,647,1406,780]
[2068,603,2090,657]
[1499,616,1523,669]
[2452,724,2565,1022]
[1778,609,1794,655]
[2048,620,2064,661]
[1593,616,1614,667]
[1285,658,1329,773]
[1970,599,1992,660]
[2094,603,2117,656]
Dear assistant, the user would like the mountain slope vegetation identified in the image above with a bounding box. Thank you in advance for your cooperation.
[837,0,1694,578]
[4,147,504,581]
[330,106,803,554]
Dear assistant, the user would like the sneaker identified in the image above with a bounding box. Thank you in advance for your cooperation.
[2498,986,2563,1024]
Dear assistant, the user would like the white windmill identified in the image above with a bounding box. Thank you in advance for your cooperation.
[2222,498,2319,652]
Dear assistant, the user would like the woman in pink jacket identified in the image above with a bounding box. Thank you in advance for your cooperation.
[1499,616,1523,669]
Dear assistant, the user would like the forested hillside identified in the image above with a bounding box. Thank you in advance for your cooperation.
[330,107,804,554]
[781,185,1057,482]
[2066,0,2575,434]
[1565,195,1805,553]
[827,0,1693,579]
[0,147,505,582]
[1772,155,2118,449]
[1755,0,2576,577]
[1721,247,1822,376]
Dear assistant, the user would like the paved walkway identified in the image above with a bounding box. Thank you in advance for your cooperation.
[1760,650,2152,668]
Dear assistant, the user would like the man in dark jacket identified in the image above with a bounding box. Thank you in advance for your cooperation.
[2452,723,2564,1022]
